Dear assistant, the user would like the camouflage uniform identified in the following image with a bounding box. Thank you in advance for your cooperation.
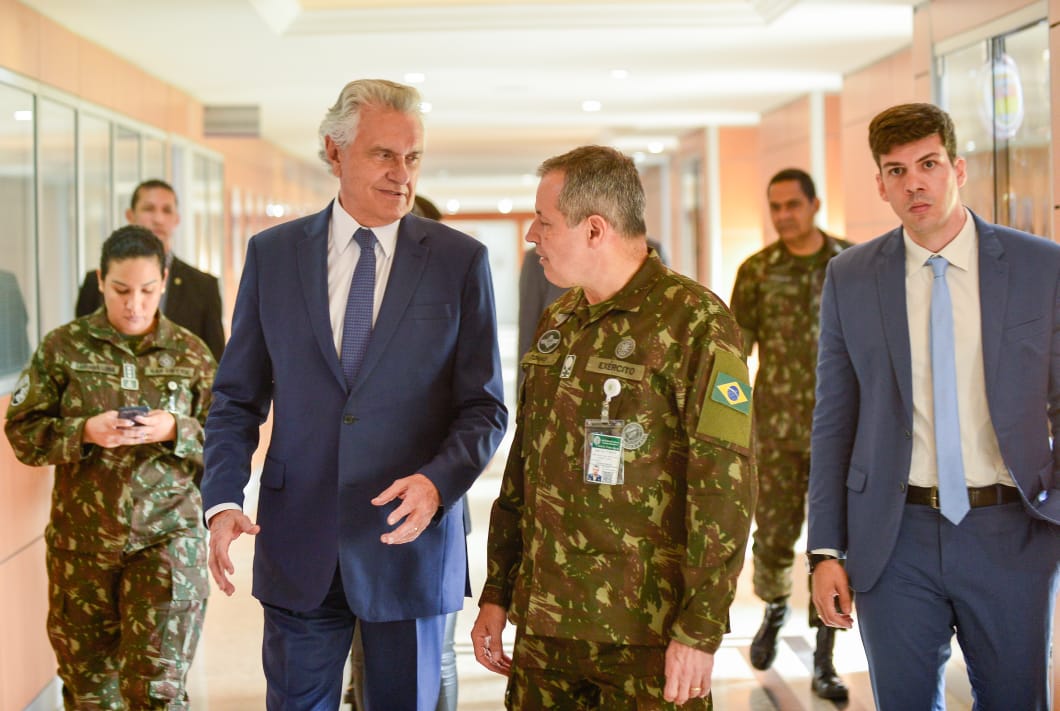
[481,253,756,710]
[729,234,849,613]
[4,308,214,710]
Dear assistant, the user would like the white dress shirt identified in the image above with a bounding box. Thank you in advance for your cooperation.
[904,208,1012,488]
[327,197,399,355]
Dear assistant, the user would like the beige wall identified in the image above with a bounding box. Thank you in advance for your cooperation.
[716,126,762,303]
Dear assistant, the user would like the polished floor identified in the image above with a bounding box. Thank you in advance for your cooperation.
[184,432,983,711]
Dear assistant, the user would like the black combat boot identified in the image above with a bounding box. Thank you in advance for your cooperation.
[812,626,849,701]
[749,600,789,670]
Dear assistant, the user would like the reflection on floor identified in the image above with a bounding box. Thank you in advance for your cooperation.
[185,430,981,711]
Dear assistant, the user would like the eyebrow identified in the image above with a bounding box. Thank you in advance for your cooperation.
[881,151,941,170]
[111,279,161,288]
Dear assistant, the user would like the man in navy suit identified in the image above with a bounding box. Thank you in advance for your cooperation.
[201,79,507,710]
[808,102,1060,709]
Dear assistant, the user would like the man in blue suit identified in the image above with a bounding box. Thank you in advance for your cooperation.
[201,78,507,710]
[808,102,1060,710]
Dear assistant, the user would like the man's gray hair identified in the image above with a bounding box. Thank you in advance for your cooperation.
[538,145,646,238]
[318,79,422,166]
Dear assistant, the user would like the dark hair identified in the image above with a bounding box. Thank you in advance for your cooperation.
[868,103,958,167]
[538,145,646,238]
[130,179,178,210]
[768,168,816,201]
[99,225,166,279]
[412,195,442,220]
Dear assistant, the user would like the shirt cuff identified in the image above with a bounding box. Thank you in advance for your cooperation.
[204,502,243,526]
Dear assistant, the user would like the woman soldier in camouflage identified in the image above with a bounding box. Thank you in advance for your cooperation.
[5,225,215,710]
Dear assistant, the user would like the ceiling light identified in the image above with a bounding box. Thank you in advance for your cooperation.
[13,110,32,121]
[420,102,433,114]
[582,100,602,112]
[446,199,460,214]
[647,141,665,154]
[498,199,513,214]
[611,69,629,80]
[404,72,425,84]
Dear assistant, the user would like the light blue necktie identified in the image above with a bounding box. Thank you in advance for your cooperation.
[340,228,377,387]
[928,255,969,525]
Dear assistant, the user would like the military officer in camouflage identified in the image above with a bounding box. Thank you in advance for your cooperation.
[471,145,756,710]
[5,225,214,710]
[729,168,851,700]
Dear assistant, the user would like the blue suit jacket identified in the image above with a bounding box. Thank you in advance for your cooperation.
[808,211,1060,592]
[202,204,507,619]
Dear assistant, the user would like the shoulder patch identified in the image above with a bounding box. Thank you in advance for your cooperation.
[11,372,30,407]
[695,349,752,448]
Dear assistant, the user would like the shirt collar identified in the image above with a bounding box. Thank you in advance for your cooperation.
[330,196,399,258]
[903,207,976,275]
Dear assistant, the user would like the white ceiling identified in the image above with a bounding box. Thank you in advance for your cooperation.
[23,0,920,212]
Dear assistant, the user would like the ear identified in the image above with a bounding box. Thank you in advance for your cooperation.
[161,267,168,293]
[954,155,967,189]
[324,135,342,178]
[96,269,104,293]
[124,207,135,224]
[875,172,889,203]
[585,214,608,245]
[811,197,821,216]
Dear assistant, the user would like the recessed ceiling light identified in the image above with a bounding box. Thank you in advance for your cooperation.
[498,199,513,214]
[13,110,32,121]
[405,72,425,84]
[420,102,433,114]
[648,142,665,154]
[446,199,460,214]
[582,100,602,112]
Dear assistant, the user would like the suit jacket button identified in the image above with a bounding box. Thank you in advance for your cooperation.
[904,430,912,439]
[899,482,907,492]
[343,415,356,425]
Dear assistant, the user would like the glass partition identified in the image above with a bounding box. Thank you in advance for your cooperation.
[937,19,1051,238]
[37,98,78,334]
[0,85,37,387]
[81,113,112,276]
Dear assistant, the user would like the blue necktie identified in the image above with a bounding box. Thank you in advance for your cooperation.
[928,255,969,525]
[340,228,377,386]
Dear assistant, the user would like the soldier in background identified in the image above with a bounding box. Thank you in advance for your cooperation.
[729,168,851,700]
[471,145,756,709]
[5,225,214,709]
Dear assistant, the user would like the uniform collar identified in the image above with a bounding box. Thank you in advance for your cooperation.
[85,307,174,355]
[570,250,666,324]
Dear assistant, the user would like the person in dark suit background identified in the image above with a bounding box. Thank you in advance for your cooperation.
[75,179,225,360]
[809,102,1060,710]
[201,78,507,710]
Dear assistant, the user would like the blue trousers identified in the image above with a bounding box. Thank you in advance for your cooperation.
[262,566,445,710]
[857,502,1060,711]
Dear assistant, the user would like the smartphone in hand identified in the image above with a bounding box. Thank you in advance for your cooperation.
[117,405,149,425]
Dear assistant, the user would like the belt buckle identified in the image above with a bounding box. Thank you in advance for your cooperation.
[929,487,939,509]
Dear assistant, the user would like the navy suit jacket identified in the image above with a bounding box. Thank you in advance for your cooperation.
[808,211,1060,592]
[202,204,507,619]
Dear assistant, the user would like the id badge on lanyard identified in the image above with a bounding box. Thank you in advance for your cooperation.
[583,378,624,485]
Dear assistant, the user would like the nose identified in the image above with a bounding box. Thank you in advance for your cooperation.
[525,222,540,245]
[388,158,411,184]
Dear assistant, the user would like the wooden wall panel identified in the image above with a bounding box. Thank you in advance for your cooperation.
[717,125,762,303]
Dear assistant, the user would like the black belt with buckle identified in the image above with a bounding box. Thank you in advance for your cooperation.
[906,484,1021,509]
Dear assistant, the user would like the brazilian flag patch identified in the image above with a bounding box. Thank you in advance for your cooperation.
[711,373,751,414]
